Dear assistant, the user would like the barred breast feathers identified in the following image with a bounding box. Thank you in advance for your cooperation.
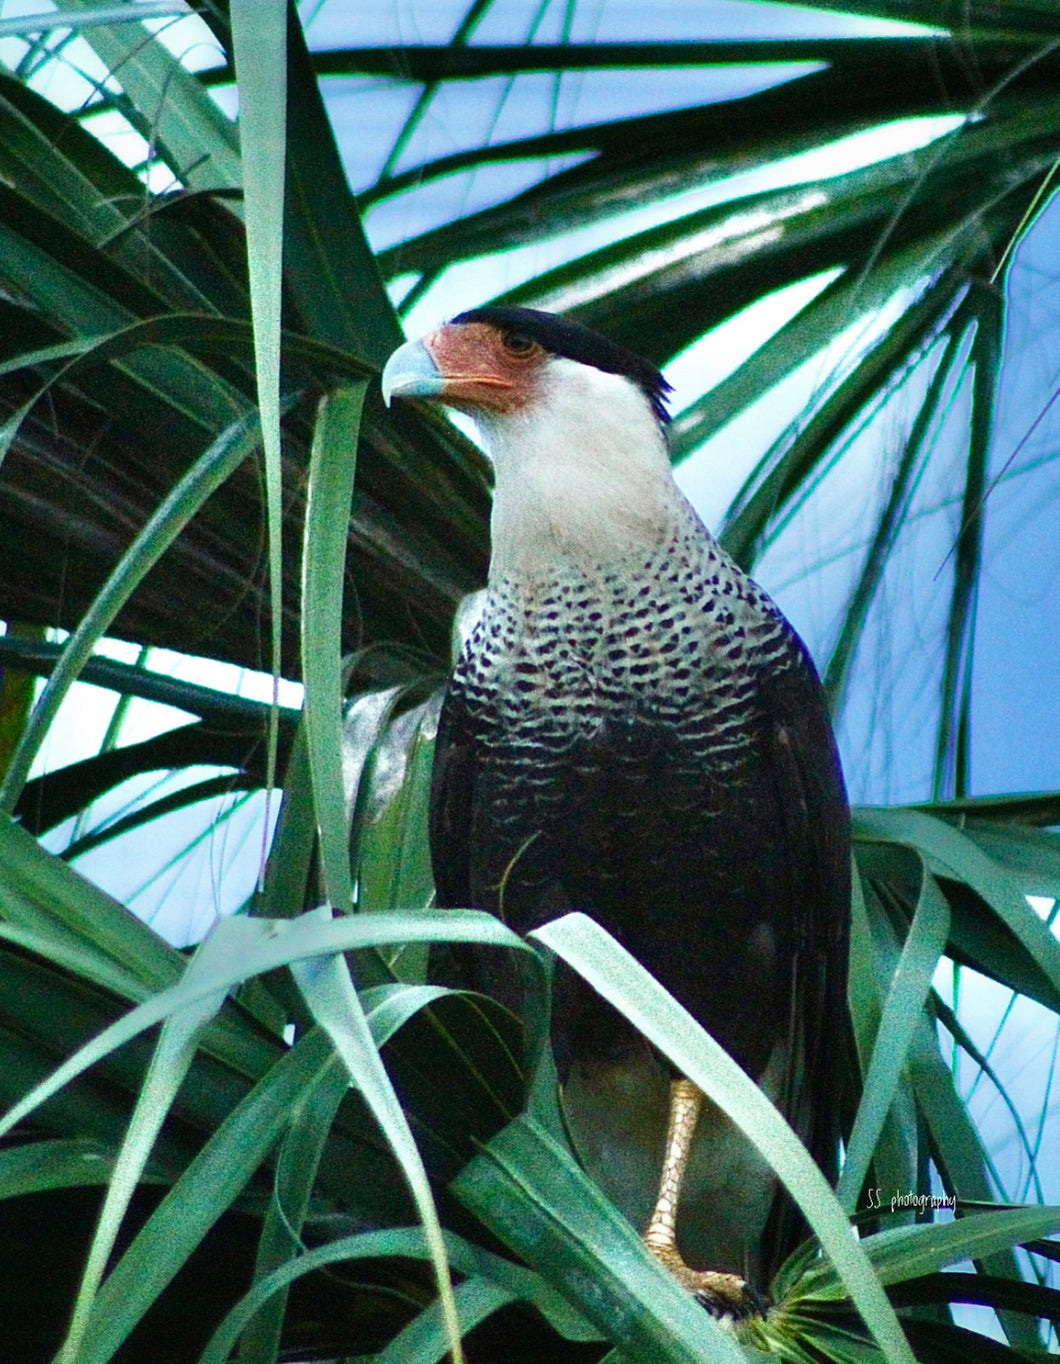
[454,495,795,758]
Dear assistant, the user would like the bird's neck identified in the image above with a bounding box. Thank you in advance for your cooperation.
[476,363,679,584]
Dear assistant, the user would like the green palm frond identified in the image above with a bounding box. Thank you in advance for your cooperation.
[0,3,1058,1361]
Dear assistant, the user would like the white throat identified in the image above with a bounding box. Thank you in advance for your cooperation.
[473,359,678,583]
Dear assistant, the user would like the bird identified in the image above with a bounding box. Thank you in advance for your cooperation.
[381,305,850,1317]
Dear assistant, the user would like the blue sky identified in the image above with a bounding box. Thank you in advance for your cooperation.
[8,0,1056,916]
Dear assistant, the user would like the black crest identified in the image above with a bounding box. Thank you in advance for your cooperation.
[453,305,673,424]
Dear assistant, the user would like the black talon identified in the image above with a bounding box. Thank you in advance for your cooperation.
[694,1279,770,1321]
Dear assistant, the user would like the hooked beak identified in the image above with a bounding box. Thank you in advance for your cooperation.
[380,337,446,407]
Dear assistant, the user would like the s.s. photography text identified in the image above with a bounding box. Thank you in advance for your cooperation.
[865,1189,958,1214]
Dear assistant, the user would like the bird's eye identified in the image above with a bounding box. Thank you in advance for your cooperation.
[501,330,537,357]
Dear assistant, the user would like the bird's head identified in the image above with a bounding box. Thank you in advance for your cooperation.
[382,308,679,579]
[381,306,671,425]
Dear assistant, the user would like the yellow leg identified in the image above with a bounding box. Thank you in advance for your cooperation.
[643,1078,765,1319]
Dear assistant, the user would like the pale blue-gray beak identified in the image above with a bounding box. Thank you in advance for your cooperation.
[380,337,447,407]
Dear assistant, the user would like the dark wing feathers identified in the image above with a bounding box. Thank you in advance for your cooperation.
[757,650,850,1269]
[427,691,474,910]
[428,612,850,1259]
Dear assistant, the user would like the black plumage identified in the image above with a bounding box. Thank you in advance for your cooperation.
[383,306,850,1297]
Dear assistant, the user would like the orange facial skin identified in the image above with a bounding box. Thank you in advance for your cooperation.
[423,322,548,415]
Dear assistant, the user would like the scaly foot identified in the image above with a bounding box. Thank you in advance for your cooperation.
[643,1078,769,1321]
[646,1240,769,1319]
